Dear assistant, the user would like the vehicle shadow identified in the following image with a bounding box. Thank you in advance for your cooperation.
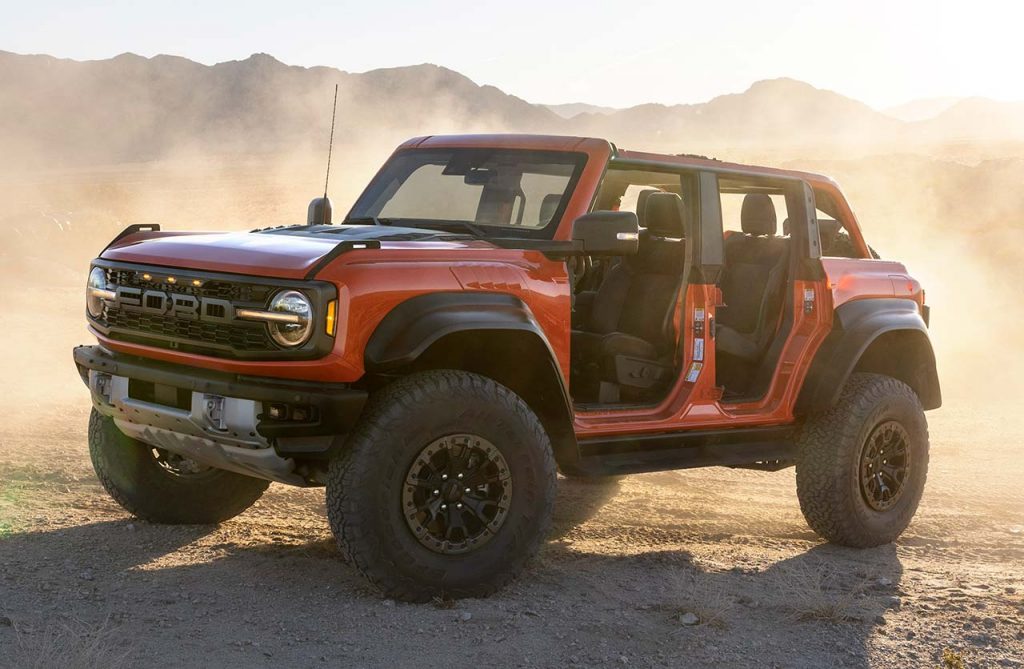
[0,479,902,669]
[540,538,903,668]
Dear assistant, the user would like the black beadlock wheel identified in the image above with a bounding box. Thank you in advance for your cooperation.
[88,409,270,524]
[326,370,557,602]
[795,373,929,547]
[858,420,912,512]
[401,434,513,555]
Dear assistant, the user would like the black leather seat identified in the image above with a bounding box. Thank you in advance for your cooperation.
[571,192,686,398]
[716,194,790,362]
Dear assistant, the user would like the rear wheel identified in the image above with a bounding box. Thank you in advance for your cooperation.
[326,370,557,602]
[795,373,929,547]
[88,409,270,524]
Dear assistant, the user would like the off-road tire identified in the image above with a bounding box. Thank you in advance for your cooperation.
[795,373,929,547]
[326,370,557,602]
[88,409,270,524]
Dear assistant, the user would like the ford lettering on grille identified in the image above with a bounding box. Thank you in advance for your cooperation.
[111,286,237,323]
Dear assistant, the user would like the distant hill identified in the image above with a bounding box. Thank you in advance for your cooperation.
[543,103,619,119]
[0,51,565,168]
[917,97,1024,141]
[1,51,1022,168]
[883,97,963,122]
[573,78,905,152]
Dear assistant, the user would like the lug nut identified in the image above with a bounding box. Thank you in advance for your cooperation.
[433,489,440,496]
[441,504,447,510]
[464,488,471,493]
[456,503,463,509]
[442,474,448,480]
[457,473,464,479]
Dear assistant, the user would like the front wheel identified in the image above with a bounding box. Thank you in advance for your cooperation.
[326,370,557,602]
[795,373,929,547]
[88,409,270,524]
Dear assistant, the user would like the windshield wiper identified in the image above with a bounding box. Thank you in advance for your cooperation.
[342,216,395,226]
[433,220,487,239]
[345,216,487,239]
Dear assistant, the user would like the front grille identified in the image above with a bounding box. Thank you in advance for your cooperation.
[105,268,277,304]
[89,262,336,360]
[102,308,273,352]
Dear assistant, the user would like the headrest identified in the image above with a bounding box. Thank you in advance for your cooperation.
[642,192,685,238]
[635,189,659,227]
[539,193,562,225]
[741,193,777,236]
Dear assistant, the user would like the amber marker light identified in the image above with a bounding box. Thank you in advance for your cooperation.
[166,276,177,284]
[142,273,152,281]
[192,279,202,287]
[325,300,337,336]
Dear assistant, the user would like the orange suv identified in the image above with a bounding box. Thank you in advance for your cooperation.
[75,134,940,601]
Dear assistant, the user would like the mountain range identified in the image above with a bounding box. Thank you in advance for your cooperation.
[2,50,1023,168]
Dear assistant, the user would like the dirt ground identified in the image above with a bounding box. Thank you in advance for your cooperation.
[0,292,1022,669]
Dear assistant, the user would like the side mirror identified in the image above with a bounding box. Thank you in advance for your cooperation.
[571,211,640,255]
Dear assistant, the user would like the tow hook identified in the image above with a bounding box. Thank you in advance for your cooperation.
[93,372,112,403]
[203,395,227,431]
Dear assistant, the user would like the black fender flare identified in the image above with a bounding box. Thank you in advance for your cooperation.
[364,291,581,468]
[795,298,941,414]
[365,292,556,371]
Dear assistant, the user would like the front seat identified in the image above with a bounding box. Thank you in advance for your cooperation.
[571,192,686,400]
[716,194,790,362]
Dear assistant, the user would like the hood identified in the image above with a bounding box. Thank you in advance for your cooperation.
[101,225,481,279]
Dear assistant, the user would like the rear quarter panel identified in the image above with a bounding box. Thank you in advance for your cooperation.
[821,257,923,308]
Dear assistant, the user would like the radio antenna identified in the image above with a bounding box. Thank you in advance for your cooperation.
[322,84,339,221]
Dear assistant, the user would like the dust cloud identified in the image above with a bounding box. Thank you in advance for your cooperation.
[1,55,1023,669]
[3,141,1021,406]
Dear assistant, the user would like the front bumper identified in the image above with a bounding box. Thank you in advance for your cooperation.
[74,345,368,465]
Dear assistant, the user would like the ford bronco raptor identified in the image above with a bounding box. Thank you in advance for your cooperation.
[74,134,940,601]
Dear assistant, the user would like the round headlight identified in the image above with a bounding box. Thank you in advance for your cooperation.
[86,266,107,317]
[267,290,313,347]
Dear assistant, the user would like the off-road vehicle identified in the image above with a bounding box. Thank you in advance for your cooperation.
[75,134,940,601]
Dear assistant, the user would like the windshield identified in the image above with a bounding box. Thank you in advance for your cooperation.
[347,149,586,237]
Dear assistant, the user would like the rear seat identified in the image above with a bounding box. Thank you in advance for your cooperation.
[716,194,790,362]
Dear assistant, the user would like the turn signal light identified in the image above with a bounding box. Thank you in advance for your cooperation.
[325,299,337,336]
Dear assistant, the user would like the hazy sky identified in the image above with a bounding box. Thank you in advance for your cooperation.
[3,0,1021,109]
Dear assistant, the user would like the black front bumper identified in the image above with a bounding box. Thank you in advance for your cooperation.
[73,345,368,450]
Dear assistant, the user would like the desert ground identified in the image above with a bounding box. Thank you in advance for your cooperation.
[1,161,1023,668]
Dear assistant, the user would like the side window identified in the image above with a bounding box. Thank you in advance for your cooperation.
[812,188,868,258]
[592,169,692,226]
[618,184,664,214]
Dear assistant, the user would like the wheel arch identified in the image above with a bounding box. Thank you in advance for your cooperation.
[796,298,941,414]
[364,292,580,469]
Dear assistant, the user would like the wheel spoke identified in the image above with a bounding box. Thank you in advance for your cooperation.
[444,506,468,541]
[461,495,496,525]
